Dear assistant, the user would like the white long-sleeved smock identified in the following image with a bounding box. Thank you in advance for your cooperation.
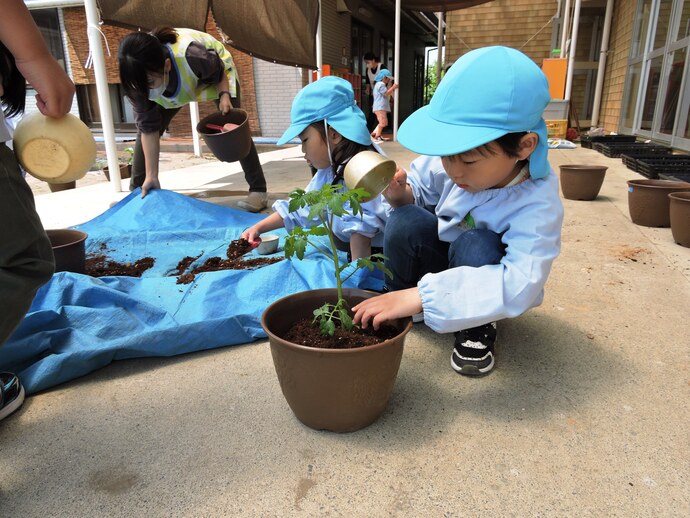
[272,167,389,247]
[405,155,564,333]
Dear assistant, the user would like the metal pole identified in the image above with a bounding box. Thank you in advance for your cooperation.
[393,0,401,141]
[189,101,201,157]
[564,0,582,101]
[316,0,323,79]
[590,0,614,128]
[560,0,572,58]
[436,11,443,85]
[83,0,122,192]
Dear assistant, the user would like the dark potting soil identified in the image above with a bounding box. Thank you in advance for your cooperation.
[226,238,254,260]
[284,318,399,349]
[173,254,203,276]
[85,254,156,277]
[175,255,284,284]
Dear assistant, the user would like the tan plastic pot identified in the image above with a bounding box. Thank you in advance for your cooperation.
[559,165,608,200]
[627,179,690,227]
[196,109,252,163]
[262,288,412,433]
[669,192,690,247]
[46,229,88,273]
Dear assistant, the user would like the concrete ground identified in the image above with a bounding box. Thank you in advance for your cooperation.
[1,142,689,516]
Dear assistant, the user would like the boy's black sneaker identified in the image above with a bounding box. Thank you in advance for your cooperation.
[451,322,497,376]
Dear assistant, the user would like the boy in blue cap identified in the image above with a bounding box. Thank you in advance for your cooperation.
[353,46,564,376]
[242,76,389,261]
[371,69,398,143]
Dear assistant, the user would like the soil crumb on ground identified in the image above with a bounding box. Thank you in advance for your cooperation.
[86,254,156,277]
[284,318,399,349]
[609,245,650,262]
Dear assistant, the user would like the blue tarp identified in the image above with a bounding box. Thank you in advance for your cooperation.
[0,189,383,394]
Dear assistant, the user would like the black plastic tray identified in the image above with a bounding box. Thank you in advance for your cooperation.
[581,134,636,149]
[659,172,690,183]
[636,156,690,179]
[592,142,671,158]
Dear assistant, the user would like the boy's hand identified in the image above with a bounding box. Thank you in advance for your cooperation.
[352,288,422,330]
[383,167,411,207]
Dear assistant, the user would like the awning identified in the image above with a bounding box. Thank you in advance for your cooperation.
[399,0,493,10]
[97,0,319,69]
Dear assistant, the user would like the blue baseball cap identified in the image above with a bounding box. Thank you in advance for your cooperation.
[374,69,393,82]
[277,76,371,146]
[398,46,552,179]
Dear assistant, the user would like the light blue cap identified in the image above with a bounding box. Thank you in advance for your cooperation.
[277,76,371,146]
[398,46,552,179]
[374,69,393,82]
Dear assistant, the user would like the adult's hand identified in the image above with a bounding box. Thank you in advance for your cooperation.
[218,95,233,115]
[140,177,161,198]
[352,288,423,330]
[19,55,75,118]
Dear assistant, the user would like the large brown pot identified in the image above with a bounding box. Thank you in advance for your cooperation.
[559,165,608,200]
[48,180,76,192]
[669,192,690,247]
[627,179,690,227]
[262,288,412,433]
[103,163,131,181]
[46,229,88,273]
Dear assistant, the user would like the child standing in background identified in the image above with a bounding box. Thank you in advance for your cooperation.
[370,69,398,143]
[353,46,564,377]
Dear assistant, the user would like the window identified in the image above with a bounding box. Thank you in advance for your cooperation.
[30,9,66,72]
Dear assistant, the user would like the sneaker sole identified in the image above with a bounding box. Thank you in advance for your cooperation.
[0,383,25,421]
[450,352,495,377]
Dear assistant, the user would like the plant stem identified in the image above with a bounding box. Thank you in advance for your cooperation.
[323,211,344,302]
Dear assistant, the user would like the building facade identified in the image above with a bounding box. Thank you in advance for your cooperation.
[446,0,690,152]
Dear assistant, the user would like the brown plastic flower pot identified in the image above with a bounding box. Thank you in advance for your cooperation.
[196,109,252,163]
[48,180,76,192]
[46,229,88,274]
[627,179,690,227]
[669,192,690,248]
[262,288,412,433]
[103,163,131,181]
[559,165,608,200]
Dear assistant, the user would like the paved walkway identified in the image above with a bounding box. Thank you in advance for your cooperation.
[1,143,689,516]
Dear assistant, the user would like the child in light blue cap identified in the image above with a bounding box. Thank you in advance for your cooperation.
[371,69,398,142]
[242,76,389,260]
[353,46,564,376]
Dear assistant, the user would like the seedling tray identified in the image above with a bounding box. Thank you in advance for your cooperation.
[659,172,690,183]
[636,156,690,179]
[592,142,671,158]
[581,134,636,149]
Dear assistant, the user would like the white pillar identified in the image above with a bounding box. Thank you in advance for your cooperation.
[83,0,122,192]
[559,0,572,58]
[393,0,401,141]
[189,101,201,156]
[590,0,614,128]
[436,11,443,85]
[564,0,582,101]
[316,0,323,79]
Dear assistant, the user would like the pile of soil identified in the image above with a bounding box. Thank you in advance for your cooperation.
[86,254,155,277]
[226,238,255,260]
[173,254,202,276]
[175,255,283,284]
[284,318,399,349]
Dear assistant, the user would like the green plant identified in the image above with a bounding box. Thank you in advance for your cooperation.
[284,184,391,336]
[122,147,134,165]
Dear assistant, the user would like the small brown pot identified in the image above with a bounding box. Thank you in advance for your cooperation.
[46,229,88,274]
[627,179,690,227]
[103,163,131,181]
[559,165,608,200]
[669,192,690,247]
[262,288,412,433]
[48,181,76,192]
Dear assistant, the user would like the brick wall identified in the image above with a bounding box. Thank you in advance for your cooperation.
[446,0,558,64]
[253,60,303,139]
[600,0,636,133]
[62,8,260,137]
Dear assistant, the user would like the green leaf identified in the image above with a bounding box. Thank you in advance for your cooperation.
[338,308,353,331]
[322,319,336,337]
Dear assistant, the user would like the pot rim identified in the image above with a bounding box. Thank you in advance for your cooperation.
[196,109,249,138]
[627,179,690,189]
[669,191,690,201]
[46,229,88,249]
[262,288,413,355]
[559,165,608,171]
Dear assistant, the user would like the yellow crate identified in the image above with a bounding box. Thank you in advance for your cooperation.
[545,119,568,139]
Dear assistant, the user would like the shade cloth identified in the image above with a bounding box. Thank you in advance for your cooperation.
[97,0,319,69]
[0,189,383,394]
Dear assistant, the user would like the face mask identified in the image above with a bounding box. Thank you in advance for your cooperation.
[148,70,168,100]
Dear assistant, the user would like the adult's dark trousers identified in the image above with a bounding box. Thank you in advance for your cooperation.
[130,104,267,193]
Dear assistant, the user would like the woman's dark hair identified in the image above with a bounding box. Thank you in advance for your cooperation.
[309,121,376,180]
[0,41,26,118]
[118,26,177,98]
[363,52,378,62]
[446,131,529,161]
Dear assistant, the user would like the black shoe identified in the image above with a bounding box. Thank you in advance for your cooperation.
[451,322,497,376]
[0,372,25,421]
